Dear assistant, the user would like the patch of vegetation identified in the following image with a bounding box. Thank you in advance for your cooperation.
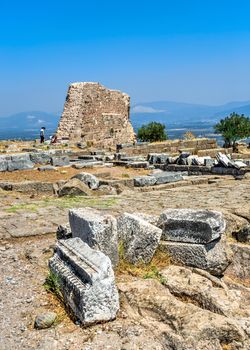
[116,244,170,284]
[214,112,250,149]
[44,271,64,302]
[5,196,118,213]
[137,122,167,142]
[121,173,130,178]
[5,203,39,213]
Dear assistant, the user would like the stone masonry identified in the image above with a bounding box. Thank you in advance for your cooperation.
[56,82,136,148]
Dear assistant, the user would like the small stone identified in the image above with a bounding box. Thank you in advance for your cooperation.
[34,311,57,329]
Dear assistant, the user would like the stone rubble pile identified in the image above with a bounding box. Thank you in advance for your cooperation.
[147,150,248,170]
[50,205,236,324]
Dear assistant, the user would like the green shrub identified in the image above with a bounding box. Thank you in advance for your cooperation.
[214,112,250,149]
[137,122,167,142]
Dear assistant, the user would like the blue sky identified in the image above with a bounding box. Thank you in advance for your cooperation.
[0,0,250,116]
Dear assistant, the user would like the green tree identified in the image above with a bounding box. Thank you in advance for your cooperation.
[137,122,167,142]
[214,112,250,149]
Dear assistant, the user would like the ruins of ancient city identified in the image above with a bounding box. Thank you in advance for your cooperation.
[0,82,250,350]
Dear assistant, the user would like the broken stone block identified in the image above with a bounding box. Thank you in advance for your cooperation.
[0,156,7,172]
[56,224,72,240]
[30,152,52,164]
[149,171,183,185]
[72,161,103,169]
[158,209,226,244]
[7,153,34,171]
[72,172,99,189]
[58,178,91,197]
[126,161,149,169]
[49,238,119,325]
[148,153,169,164]
[160,238,233,276]
[117,213,162,264]
[134,176,157,187]
[69,208,119,267]
[51,156,70,167]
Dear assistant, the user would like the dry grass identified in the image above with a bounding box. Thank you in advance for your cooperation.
[116,244,171,283]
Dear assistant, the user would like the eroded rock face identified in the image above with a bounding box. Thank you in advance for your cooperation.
[49,238,119,325]
[117,212,162,264]
[69,208,119,267]
[158,209,226,244]
[118,279,249,350]
[160,265,249,318]
[56,82,136,148]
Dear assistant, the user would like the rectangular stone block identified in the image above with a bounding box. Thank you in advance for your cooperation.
[51,156,70,167]
[69,208,119,267]
[158,209,226,244]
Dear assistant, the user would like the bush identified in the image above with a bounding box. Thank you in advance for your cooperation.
[137,122,167,142]
[214,112,250,149]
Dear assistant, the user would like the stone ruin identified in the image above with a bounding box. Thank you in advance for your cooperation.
[50,207,233,326]
[56,82,136,148]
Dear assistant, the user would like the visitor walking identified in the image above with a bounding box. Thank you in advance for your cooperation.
[40,127,46,143]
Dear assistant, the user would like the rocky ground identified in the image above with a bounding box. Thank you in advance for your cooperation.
[0,172,250,349]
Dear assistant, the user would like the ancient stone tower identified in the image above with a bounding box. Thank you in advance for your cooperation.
[56,82,136,148]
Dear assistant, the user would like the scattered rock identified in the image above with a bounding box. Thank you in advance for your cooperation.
[117,212,162,264]
[58,178,91,197]
[34,311,57,329]
[72,172,99,189]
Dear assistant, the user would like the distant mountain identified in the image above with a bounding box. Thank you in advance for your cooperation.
[131,100,250,127]
[0,111,60,129]
[0,111,60,140]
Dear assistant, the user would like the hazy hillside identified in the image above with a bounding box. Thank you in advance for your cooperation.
[130,100,250,127]
[0,100,250,140]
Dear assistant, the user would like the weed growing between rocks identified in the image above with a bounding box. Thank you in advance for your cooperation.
[116,242,170,284]
[44,271,64,302]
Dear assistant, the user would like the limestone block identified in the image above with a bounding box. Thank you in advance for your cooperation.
[126,161,149,169]
[7,153,34,171]
[69,208,119,267]
[72,161,103,169]
[0,156,7,172]
[149,171,183,185]
[58,178,91,197]
[30,152,52,164]
[160,239,233,276]
[158,209,226,244]
[134,176,157,187]
[49,238,119,325]
[72,172,99,189]
[51,156,70,167]
[117,213,162,264]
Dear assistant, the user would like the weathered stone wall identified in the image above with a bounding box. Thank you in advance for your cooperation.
[56,82,136,148]
[121,138,220,156]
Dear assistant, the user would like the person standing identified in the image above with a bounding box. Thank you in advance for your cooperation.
[40,127,46,143]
